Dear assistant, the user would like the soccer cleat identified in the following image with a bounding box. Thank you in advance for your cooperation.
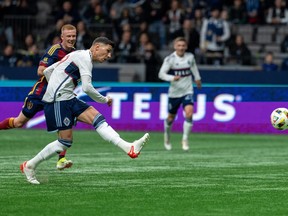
[128,133,150,159]
[20,161,40,185]
[164,132,172,150]
[164,142,172,151]
[56,158,73,170]
[182,139,189,151]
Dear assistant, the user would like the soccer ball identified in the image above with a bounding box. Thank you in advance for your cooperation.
[270,108,288,130]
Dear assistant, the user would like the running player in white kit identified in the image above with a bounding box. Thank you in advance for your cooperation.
[158,37,201,151]
[20,37,149,184]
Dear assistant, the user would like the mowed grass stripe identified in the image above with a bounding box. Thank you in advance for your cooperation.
[1,129,288,216]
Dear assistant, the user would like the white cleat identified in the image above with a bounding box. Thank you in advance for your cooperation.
[20,161,40,185]
[128,133,150,158]
[164,142,172,150]
[182,139,189,151]
[164,132,172,150]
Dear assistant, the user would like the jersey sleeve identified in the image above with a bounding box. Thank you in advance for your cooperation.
[39,44,61,67]
[190,54,201,81]
[158,56,174,82]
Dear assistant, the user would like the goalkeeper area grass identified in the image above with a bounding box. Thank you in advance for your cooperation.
[1,129,288,216]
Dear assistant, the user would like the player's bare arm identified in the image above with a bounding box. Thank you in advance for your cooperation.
[37,65,47,76]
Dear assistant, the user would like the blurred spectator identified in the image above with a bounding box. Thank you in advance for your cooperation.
[200,6,230,65]
[17,34,40,67]
[143,42,162,82]
[174,19,200,54]
[76,21,93,49]
[131,5,146,24]
[110,0,130,20]
[114,30,137,63]
[0,23,8,51]
[266,0,288,25]
[228,0,247,24]
[143,0,168,49]
[246,0,261,24]
[280,34,288,53]
[136,32,151,62]
[165,0,185,44]
[51,35,61,45]
[181,0,195,18]
[0,44,19,67]
[85,2,110,26]
[192,7,204,33]
[81,0,101,25]
[55,0,81,25]
[45,19,65,47]
[17,0,38,15]
[262,52,279,71]
[228,34,252,65]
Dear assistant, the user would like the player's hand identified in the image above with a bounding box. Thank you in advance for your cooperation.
[106,96,112,107]
[174,75,181,81]
[195,80,202,89]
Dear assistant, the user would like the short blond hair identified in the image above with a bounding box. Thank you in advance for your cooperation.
[61,24,76,33]
[173,37,187,44]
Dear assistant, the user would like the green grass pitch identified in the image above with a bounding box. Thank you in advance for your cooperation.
[1,129,288,216]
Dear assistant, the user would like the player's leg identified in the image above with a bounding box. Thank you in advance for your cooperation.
[77,105,149,158]
[21,129,72,184]
[164,97,181,150]
[181,94,194,151]
[21,100,75,184]
[164,113,175,150]
[0,111,30,129]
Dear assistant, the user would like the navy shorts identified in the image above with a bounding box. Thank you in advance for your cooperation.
[22,95,45,119]
[44,98,90,132]
[168,94,194,115]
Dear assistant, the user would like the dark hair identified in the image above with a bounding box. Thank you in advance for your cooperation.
[92,37,115,48]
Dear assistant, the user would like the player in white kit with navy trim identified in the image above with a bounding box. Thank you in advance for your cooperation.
[20,37,150,184]
[159,37,201,151]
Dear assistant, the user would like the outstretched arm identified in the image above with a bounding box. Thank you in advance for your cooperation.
[81,75,109,104]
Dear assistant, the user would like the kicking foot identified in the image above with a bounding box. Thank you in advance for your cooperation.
[128,133,150,159]
[57,157,73,170]
[20,161,40,185]
[182,139,189,151]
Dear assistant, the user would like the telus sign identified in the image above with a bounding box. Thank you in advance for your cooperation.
[0,84,287,134]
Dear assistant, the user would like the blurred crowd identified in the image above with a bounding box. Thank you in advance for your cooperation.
[1,0,288,81]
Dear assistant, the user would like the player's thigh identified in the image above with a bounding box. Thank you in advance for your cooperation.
[168,97,182,115]
[44,101,75,132]
[77,106,99,125]
[21,96,44,119]
[182,94,194,118]
[183,104,193,118]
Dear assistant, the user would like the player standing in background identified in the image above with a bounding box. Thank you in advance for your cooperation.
[20,37,150,184]
[0,24,76,170]
[158,37,202,151]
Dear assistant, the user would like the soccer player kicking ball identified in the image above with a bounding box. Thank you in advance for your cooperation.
[20,37,149,184]
[0,24,77,170]
[158,37,201,151]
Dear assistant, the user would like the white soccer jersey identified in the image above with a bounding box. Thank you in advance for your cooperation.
[158,51,201,98]
[43,50,105,103]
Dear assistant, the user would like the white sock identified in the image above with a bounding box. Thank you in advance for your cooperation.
[27,140,68,169]
[164,120,172,143]
[96,122,131,153]
[183,121,193,141]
